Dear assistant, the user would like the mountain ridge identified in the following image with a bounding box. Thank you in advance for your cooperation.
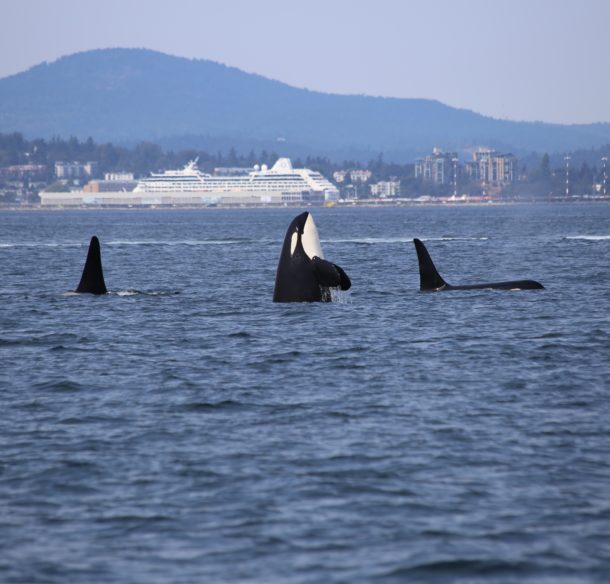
[1,48,609,161]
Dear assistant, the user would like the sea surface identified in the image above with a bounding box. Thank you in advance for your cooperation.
[1,203,609,583]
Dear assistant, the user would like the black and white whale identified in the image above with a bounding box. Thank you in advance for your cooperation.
[75,236,108,294]
[273,212,351,302]
[413,238,544,291]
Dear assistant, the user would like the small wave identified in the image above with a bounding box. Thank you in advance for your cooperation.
[175,400,243,412]
[228,331,253,338]
[380,558,530,579]
[428,236,489,241]
[565,235,610,241]
[95,513,173,524]
[0,242,83,248]
[0,239,256,248]
[322,236,488,244]
[33,379,84,392]
[323,237,414,244]
[65,289,180,297]
[1,332,87,346]
[106,239,251,246]
[138,290,181,297]
[115,290,138,297]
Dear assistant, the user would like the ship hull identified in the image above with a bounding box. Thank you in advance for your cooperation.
[39,189,328,207]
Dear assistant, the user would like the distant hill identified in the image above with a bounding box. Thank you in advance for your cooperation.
[1,48,609,161]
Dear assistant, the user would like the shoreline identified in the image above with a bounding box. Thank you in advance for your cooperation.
[1,198,609,211]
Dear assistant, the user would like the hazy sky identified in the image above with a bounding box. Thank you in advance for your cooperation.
[2,0,609,124]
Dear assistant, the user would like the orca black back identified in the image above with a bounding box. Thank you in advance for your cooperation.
[413,238,544,291]
[76,236,108,294]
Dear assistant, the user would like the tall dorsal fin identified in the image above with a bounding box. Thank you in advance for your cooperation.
[413,238,448,291]
[76,236,107,294]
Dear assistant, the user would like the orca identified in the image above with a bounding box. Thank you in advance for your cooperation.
[273,212,351,302]
[75,236,108,294]
[413,238,544,291]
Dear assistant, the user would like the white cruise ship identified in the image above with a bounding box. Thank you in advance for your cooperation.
[40,158,339,207]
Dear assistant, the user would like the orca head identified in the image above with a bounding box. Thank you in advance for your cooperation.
[288,211,324,260]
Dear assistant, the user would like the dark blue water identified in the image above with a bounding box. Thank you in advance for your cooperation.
[1,204,609,583]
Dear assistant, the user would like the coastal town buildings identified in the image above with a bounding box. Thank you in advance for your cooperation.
[414,148,458,185]
[465,148,517,185]
[333,169,372,186]
[349,169,372,183]
[0,164,49,203]
[333,170,347,183]
[104,172,135,181]
[0,164,48,180]
[54,161,98,180]
[370,180,401,198]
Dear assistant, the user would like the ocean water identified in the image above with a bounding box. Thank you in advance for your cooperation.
[1,203,609,583]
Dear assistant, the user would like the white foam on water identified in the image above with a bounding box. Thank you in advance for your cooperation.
[106,239,248,246]
[323,237,412,244]
[0,242,83,248]
[565,235,610,241]
[113,289,180,297]
[322,236,488,244]
[429,236,489,241]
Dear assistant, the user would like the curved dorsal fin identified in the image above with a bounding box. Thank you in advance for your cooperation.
[413,238,448,291]
[76,236,107,294]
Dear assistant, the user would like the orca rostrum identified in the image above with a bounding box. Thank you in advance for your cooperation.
[75,236,108,294]
[413,238,544,292]
[273,212,351,302]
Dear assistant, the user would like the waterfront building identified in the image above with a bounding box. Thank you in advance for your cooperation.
[0,164,48,180]
[415,148,458,185]
[54,161,98,179]
[466,148,517,185]
[333,170,347,183]
[104,172,134,181]
[370,180,401,198]
[349,169,372,183]
[83,178,138,193]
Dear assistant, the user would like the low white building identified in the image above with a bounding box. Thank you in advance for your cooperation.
[370,180,400,198]
[350,169,372,183]
[55,161,98,179]
[104,172,134,181]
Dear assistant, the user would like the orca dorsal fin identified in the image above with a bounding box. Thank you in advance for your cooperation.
[413,238,448,291]
[76,236,108,294]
